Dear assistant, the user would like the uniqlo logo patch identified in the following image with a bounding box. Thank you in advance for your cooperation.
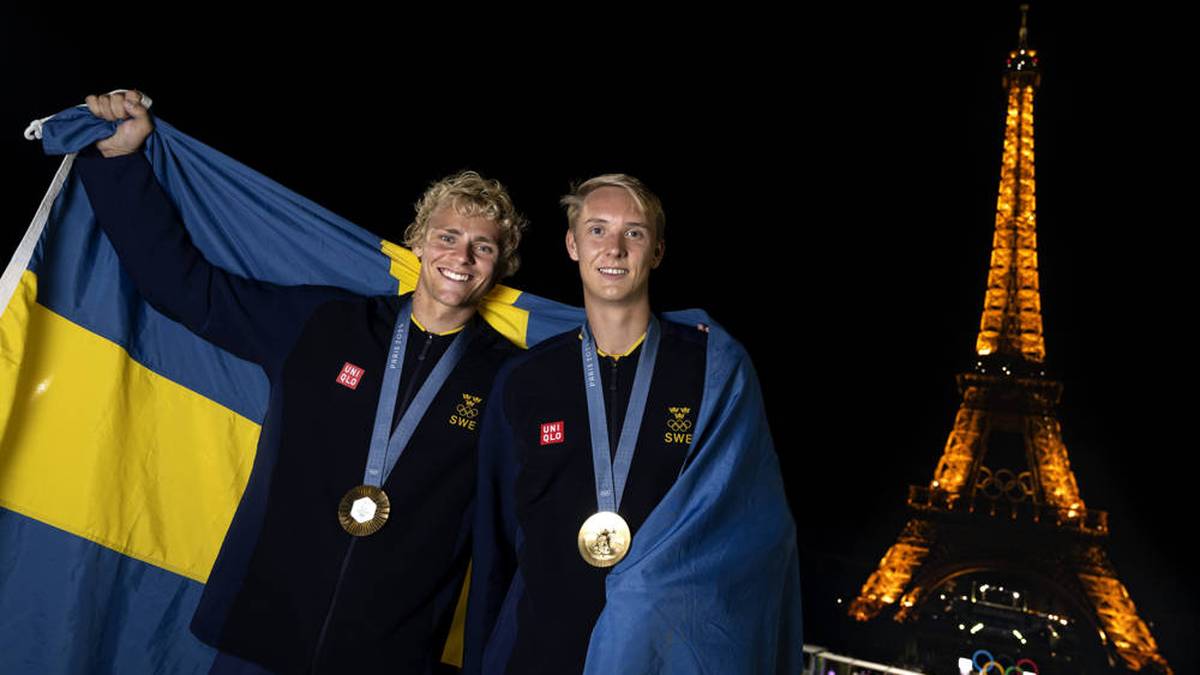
[336,362,365,390]
[540,421,564,445]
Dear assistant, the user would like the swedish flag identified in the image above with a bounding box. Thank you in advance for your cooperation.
[2,104,799,674]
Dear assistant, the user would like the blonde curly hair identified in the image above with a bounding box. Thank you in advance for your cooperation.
[404,170,527,279]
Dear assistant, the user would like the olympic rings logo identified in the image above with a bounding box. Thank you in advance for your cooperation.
[970,650,1038,674]
[666,406,692,432]
[975,467,1036,503]
[666,418,692,432]
[455,394,482,419]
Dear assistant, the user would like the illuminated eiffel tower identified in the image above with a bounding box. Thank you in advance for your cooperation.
[846,7,1172,673]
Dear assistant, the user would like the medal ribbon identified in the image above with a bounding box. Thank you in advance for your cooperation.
[363,300,475,486]
[580,316,661,513]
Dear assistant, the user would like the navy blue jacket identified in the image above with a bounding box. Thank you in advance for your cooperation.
[76,148,517,675]
[465,322,706,675]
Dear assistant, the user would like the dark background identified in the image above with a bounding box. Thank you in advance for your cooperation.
[3,3,1194,670]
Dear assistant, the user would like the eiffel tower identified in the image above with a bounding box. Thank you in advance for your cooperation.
[846,7,1171,673]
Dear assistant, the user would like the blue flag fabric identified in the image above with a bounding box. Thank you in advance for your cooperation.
[584,310,803,674]
[2,103,800,673]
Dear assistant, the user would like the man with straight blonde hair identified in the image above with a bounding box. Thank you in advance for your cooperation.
[466,173,717,674]
[559,173,666,245]
[76,90,525,674]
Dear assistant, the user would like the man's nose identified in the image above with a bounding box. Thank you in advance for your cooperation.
[606,232,627,257]
[456,240,475,265]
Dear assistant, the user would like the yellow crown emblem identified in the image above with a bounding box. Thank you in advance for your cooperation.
[455,394,483,419]
[666,406,693,432]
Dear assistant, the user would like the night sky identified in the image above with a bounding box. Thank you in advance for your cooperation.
[3,4,1194,670]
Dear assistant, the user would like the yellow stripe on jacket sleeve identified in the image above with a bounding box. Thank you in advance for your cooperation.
[0,270,260,582]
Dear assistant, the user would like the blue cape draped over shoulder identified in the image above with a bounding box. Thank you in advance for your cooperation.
[583,310,803,675]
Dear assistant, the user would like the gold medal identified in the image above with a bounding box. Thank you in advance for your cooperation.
[577,511,631,568]
[338,485,391,536]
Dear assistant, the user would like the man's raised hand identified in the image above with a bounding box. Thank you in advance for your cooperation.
[86,90,153,158]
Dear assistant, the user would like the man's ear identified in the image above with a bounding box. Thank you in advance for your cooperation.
[412,244,423,260]
[651,238,665,269]
[565,228,580,262]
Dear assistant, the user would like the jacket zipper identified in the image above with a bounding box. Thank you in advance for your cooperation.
[310,328,436,671]
[311,538,357,673]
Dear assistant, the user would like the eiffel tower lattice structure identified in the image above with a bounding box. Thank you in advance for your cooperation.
[846,7,1171,673]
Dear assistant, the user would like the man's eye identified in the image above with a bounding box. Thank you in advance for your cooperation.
[625,229,644,239]
[475,244,495,256]
[439,234,455,243]
[589,226,604,236]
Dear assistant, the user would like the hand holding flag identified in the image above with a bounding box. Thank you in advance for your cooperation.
[85,89,152,157]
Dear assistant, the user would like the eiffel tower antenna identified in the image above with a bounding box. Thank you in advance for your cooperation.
[1019,3,1030,50]
[846,7,1172,671]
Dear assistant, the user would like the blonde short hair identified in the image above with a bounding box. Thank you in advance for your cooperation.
[560,174,665,243]
[404,170,527,278]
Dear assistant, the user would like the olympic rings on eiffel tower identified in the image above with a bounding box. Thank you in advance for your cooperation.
[975,466,1036,502]
[971,649,1039,674]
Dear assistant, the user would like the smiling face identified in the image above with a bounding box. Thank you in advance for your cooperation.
[565,185,664,309]
[411,203,502,313]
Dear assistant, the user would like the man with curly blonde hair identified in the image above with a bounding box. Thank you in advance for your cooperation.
[76,90,527,674]
[405,170,525,281]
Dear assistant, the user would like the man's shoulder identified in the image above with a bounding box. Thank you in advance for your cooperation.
[526,326,582,356]
[491,328,580,390]
[275,285,374,328]
[499,319,710,373]
[659,316,710,352]
[289,289,396,332]
[470,318,524,366]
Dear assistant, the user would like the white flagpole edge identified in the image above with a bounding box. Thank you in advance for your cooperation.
[0,153,76,316]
